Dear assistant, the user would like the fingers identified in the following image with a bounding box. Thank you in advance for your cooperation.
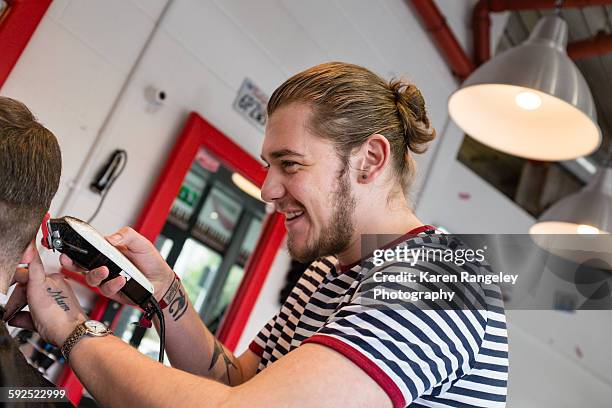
[84,268,127,298]
[85,266,109,287]
[6,311,35,331]
[98,276,127,298]
[106,226,153,254]
[59,254,87,274]
[10,267,29,286]
[3,283,27,321]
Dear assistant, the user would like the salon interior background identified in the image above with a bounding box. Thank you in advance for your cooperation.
[1,0,611,406]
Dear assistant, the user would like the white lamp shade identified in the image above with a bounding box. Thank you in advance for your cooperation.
[530,166,612,234]
[449,15,601,161]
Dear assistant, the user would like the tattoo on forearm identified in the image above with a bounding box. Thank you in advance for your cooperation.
[209,339,237,384]
[47,287,70,312]
[163,276,188,321]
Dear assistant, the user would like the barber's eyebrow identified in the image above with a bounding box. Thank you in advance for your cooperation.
[260,149,305,163]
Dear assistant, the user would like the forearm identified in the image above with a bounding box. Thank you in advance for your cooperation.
[152,276,242,384]
[69,335,233,408]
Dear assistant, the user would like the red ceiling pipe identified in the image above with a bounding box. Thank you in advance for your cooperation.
[410,0,475,80]
[567,31,612,59]
[484,0,612,11]
[474,0,612,65]
[412,0,612,81]
[473,1,493,65]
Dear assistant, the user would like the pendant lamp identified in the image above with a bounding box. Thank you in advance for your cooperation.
[530,162,612,234]
[448,15,601,161]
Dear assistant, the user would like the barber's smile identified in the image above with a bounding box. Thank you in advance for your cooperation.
[283,209,306,229]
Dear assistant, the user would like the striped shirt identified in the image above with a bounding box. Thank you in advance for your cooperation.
[250,226,508,407]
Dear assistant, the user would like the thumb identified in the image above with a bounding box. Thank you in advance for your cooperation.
[106,227,152,254]
[26,243,47,286]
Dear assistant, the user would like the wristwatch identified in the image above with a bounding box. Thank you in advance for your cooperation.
[61,320,112,360]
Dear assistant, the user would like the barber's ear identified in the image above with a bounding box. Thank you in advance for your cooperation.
[354,134,390,183]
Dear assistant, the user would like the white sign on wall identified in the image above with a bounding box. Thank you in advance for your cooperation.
[233,78,268,132]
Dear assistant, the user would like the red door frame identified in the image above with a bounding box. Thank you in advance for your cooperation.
[133,112,286,350]
[0,0,51,90]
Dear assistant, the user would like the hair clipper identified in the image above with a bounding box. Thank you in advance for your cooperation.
[41,215,154,308]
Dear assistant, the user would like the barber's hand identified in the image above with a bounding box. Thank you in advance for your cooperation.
[6,243,88,347]
[60,226,174,306]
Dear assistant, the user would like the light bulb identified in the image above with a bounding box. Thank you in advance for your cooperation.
[576,224,599,234]
[210,211,219,220]
[515,91,542,110]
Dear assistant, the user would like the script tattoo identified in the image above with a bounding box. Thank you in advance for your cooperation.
[47,288,70,312]
[209,339,238,384]
[163,277,188,321]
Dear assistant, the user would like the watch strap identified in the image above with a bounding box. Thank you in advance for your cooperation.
[61,321,111,360]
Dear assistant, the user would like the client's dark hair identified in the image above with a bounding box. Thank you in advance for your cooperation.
[0,97,61,267]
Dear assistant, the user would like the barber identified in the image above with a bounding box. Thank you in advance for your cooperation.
[8,62,507,408]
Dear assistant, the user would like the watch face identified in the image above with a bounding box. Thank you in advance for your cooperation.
[84,320,107,334]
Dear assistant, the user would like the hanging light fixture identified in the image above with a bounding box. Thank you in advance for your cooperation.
[448,13,601,161]
[530,161,612,235]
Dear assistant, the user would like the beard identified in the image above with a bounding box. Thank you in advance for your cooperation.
[287,172,356,264]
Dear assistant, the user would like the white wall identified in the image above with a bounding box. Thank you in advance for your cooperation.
[2,0,611,405]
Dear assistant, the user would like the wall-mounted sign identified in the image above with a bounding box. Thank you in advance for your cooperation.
[233,78,268,132]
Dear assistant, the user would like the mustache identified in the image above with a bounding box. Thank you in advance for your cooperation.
[275,202,306,212]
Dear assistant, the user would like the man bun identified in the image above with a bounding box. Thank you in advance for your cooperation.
[389,79,436,154]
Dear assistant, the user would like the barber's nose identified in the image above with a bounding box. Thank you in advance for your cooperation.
[261,171,285,203]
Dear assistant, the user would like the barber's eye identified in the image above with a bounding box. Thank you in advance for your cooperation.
[281,161,299,170]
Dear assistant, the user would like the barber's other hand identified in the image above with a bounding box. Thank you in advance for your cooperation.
[11,243,88,347]
[60,226,174,305]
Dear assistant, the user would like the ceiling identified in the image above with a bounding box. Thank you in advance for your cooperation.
[499,5,612,174]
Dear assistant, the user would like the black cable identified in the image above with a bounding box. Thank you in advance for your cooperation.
[87,151,128,223]
[144,297,165,364]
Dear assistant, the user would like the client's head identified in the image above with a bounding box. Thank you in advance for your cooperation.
[0,96,61,293]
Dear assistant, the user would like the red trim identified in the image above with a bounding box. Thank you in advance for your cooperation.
[248,340,264,357]
[338,225,436,273]
[133,112,285,351]
[303,335,405,408]
[0,0,52,90]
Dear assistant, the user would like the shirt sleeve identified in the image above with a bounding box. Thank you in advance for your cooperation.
[302,260,488,408]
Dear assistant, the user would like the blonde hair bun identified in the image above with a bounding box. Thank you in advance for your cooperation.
[389,79,436,154]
